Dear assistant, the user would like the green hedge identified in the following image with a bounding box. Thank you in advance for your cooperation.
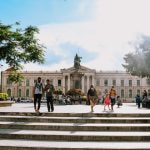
[0,93,8,101]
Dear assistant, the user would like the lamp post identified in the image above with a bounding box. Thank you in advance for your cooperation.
[0,64,3,93]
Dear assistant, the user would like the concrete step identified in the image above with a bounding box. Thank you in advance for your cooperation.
[0,116,150,123]
[0,129,150,141]
[0,140,150,150]
[0,112,150,117]
[0,121,150,131]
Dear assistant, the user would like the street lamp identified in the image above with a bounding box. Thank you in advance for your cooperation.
[0,64,3,93]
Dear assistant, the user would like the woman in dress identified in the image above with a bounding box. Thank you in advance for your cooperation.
[104,93,111,111]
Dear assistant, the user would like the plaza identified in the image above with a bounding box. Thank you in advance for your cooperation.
[0,102,149,114]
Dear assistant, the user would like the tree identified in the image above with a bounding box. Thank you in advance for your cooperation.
[123,35,150,78]
[0,22,45,83]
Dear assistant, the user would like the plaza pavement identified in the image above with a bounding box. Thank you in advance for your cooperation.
[0,102,149,113]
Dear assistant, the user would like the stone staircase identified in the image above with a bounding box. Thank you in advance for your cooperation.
[0,112,150,149]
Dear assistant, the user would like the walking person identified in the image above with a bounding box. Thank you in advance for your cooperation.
[44,79,55,112]
[33,77,43,113]
[87,85,97,112]
[109,86,117,111]
[103,93,111,111]
[142,90,147,100]
[136,94,141,109]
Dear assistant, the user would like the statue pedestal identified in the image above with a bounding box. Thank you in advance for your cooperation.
[71,71,84,89]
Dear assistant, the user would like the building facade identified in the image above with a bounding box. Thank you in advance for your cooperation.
[2,65,150,102]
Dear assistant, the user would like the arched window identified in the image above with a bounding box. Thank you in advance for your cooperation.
[7,89,11,97]
[121,89,124,98]
[129,89,132,98]
[19,89,22,97]
[26,89,29,97]
[137,90,140,96]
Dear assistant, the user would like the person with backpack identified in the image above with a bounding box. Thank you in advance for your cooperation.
[87,85,97,112]
[33,77,43,113]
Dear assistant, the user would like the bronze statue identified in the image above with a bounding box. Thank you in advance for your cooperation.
[74,54,82,69]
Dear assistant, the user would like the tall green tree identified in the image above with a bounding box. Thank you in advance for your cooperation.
[0,22,45,83]
[123,35,150,78]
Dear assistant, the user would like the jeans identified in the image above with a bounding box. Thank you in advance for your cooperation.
[34,94,42,110]
[47,96,54,112]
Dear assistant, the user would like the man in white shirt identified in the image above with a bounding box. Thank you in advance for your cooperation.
[33,77,43,113]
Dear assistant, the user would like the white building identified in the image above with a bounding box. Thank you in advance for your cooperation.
[1,63,150,102]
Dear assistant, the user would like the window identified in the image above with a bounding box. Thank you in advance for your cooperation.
[96,79,100,86]
[7,89,11,97]
[19,89,22,97]
[137,90,140,96]
[26,89,29,97]
[112,80,116,86]
[121,89,124,98]
[137,80,140,86]
[121,80,124,86]
[58,80,61,86]
[104,80,108,86]
[129,89,132,98]
[26,79,30,86]
[7,78,12,85]
[129,80,132,87]
[147,78,150,85]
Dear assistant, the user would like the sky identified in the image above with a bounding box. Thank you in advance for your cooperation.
[1,0,150,71]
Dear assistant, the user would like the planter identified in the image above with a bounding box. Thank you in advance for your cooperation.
[0,101,15,107]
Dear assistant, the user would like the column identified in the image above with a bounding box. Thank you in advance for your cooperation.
[62,76,65,94]
[87,75,90,92]
[92,75,95,86]
[68,74,70,91]
[82,76,85,93]
[54,78,57,90]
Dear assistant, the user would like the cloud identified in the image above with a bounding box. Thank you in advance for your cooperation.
[25,0,150,71]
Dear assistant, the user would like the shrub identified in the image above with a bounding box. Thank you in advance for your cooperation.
[54,90,63,95]
[66,89,84,96]
[0,93,8,101]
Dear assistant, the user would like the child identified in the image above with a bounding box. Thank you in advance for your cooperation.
[117,96,122,108]
[104,94,111,111]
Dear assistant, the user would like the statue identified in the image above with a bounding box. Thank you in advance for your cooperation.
[74,54,82,69]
